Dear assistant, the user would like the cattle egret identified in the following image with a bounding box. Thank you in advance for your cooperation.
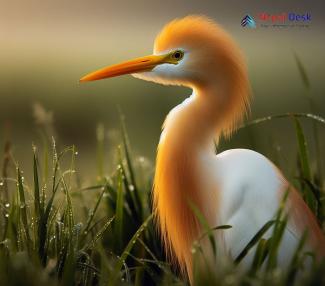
[80,15,324,282]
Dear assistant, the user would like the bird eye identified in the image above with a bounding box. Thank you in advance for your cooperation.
[171,50,184,61]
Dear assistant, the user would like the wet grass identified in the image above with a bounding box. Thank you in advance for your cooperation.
[0,111,324,285]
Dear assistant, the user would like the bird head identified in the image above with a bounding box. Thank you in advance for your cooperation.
[80,15,248,92]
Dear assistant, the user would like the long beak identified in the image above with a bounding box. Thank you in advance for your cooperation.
[80,53,173,82]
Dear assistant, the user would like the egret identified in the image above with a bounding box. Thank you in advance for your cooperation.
[80,15,324,281]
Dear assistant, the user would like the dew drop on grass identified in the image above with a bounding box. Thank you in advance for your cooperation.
[2,238,10,246]
[56,221,64,229]
[5,203,10,208]
[128,184,135,192]
[20,203,26,209]
[73,222,83,235]
[5,213,9,218]
[75,151,78,155]
[0,181,3,186]
[139,156,145,163]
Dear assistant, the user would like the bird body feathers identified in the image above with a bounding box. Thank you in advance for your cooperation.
[154,94,325,281]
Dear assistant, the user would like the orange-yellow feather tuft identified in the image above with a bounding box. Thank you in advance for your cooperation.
[153,135,207,280]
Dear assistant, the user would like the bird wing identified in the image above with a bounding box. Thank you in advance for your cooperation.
[215,148,325,264]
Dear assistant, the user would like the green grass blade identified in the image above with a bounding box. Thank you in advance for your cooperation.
[38,141,70,265]
[198,225,232,242]
[239,113,325,130]
[286,230,308,284]
[1,141,11,241]
[293,52,310,90]
[188,200,217,258]
[33,147,41,219]
[1,141,10,205]
[250,238,270,274]
[114,165,124,250]
[294,118,312,182]
[235,220,275,265]
[136,238,166,269]
[120,115,137,190]
[293,117,317,213]
[83,216,115,251]
[266,217,288,271]
[80,184,106,191]
[120,115,142,218]
[299,178,323,223]
[119,157,139,222]
[293,53,323,189]
[17,168,31,250]
[83,186,106,236]
[111,215,152,285]
[266,191,289,271]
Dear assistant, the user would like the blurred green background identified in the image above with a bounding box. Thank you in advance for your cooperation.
[1,0,325,179]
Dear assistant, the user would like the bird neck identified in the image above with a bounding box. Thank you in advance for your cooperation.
[153,54,250,280]
[161,85,235,153]
[153,88,228,279]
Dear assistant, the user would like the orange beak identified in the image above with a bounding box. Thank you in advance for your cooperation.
[80,53,175,82]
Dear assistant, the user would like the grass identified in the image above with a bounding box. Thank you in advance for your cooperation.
[0,113,324,286]
[0,55,324,285]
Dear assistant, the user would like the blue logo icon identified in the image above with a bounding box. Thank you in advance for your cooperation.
[241,15,256,28]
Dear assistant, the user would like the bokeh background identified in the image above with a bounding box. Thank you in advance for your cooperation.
[1,0,325,179]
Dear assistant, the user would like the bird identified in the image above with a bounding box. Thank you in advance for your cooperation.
[80,15,325,282]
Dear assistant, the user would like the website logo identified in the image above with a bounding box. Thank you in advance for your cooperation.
[241,12,311,29]
[241,15,256,28]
